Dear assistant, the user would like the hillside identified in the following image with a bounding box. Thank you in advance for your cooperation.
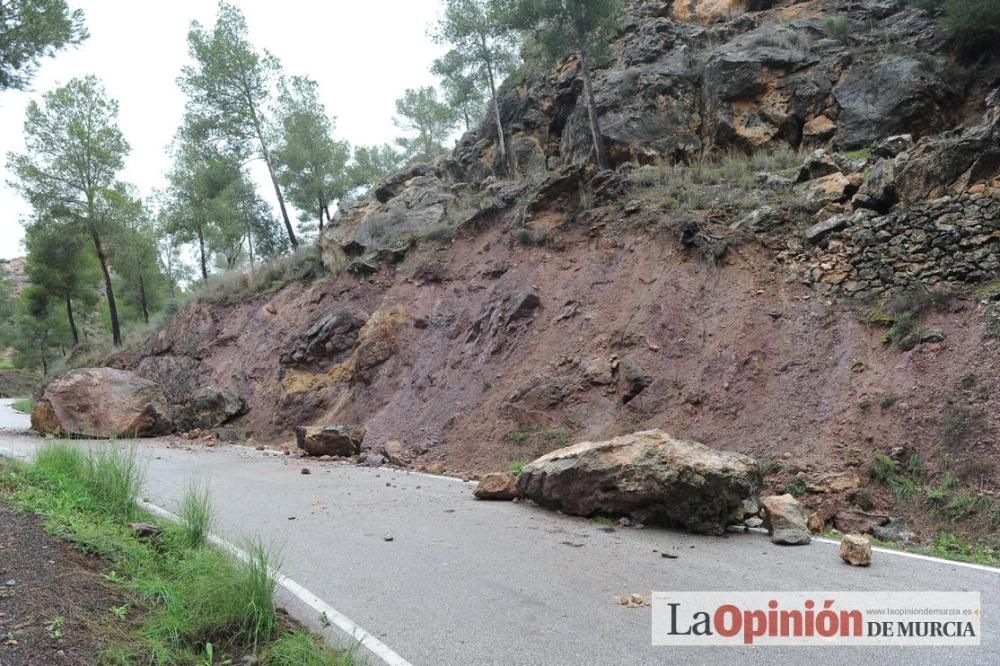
[105,0,1000,548]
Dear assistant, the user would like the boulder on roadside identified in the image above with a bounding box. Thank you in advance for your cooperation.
[839,533,873,566]
[474,473,519,501]
[295,425,364,457]
[31,367,172,438]
[762,494,811,545]
[173,386,247,432]
[516,430,761,535]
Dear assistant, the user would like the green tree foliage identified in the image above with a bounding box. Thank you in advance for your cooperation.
[906,1,1000,51]
[7,75,130,346]
[0,0,87,91]
[104,186,167,324]
[273,75,351,236]
[9,286,73,375]
[165,116,238,281]
[433,0,519,173]
[504,0,624,169]
[432,49,487,131]
[348,144,404,194]
[179,1,298,248]
[22,216,99,345]
[392,86,456,164]
[165,116,287,280]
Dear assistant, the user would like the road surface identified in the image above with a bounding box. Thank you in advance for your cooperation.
[0,399,996,665]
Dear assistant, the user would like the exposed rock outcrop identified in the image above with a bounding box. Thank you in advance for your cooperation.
[31,368,171,438]
[172,386,247,433]
[516,430,761,535]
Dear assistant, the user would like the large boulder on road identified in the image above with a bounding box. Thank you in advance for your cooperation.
[31,367,172,438]
[516,430,761,535]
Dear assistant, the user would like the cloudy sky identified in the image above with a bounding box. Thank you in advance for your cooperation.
[0,0,448,260]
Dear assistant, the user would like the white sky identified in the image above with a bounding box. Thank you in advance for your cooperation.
[0,0,448,260]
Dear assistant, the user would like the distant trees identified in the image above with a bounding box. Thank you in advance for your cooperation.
[7,75,131,346]
[22,217,99,345]
[273,75,351,236]
[433,0,519,173]
[179,1,298,248]
[392,86,456,164]
[505,0,624,169]
[0,0,87,91]
[348,144,404,195]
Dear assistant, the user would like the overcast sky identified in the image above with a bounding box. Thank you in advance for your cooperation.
[0,0,448,260]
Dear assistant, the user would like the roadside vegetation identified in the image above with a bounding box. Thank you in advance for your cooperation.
[0,442,354,664]
[11,398,34,414]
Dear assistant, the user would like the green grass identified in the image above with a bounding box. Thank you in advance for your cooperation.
[265,630,359,666]
[11,398,33,413]
[508,459,530,475]
[1,443,352,664]
[784,478,808,498]
[593,515,614,527]
[178,480,214,549]
[0,356,15,369]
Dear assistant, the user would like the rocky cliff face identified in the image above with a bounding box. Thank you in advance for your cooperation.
[112,0,1000,547]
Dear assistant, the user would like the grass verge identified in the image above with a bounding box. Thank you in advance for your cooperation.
[11,398,34,414]
[0,442,356,664]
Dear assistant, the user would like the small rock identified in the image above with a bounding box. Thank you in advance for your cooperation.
[128,523,163,539]
[839,534,872,566]
[383,534,394,542]
[661,552,679,559]
[474,472,519,500]
[362,452,386,467]
[872,518,913,544]
[426,463,446,475]
[615,594,649,608]
[744,517,763,529]
[301,468,312,475]
[807,512,825,534]
[617,517,632,528]
[4,579,15,587]
[762,494,812,545]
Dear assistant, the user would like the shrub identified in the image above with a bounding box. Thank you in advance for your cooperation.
[508,459,530,475]
[909,0,1000,52]
[824,16,851,43]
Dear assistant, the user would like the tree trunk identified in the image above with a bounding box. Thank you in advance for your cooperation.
[197,225,208,282]
[482,41,515,177]
[579,47,610,170]
[90,228,122,347]
[318,196,325,235]
[138,273,149,324]
[252,114,298,249]
[65,295,79,346]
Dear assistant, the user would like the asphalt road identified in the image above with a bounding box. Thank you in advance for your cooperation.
[0,399,996,665]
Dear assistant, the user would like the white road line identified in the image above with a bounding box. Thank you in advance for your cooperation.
[0,443,412,666]
[813,536,1000,575]
[732,525,1000,574]
[140,500,413,666]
